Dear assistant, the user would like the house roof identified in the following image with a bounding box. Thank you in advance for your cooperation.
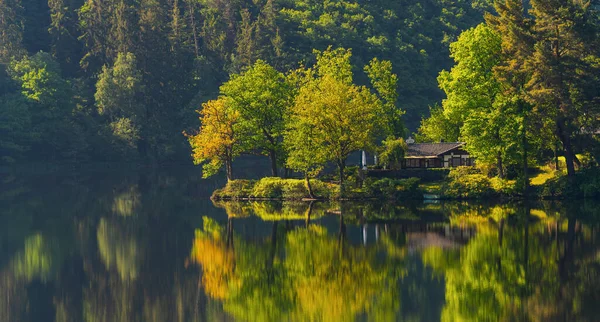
[406,142,465,158]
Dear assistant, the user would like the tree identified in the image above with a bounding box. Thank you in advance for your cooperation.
[8,52,86,160]
[526,0,600,176]
[365,58,404,137]
[187,98,240,180]
[220,60,293,177]
[422,24,520,177]
[95,52,144,156]
[486,0,536,191]
[287,48,384,190]
[0,0,25,64]
[0,94,31,163]
[378,136,407,170]
[285,120,328,198]
[417,104,461,143]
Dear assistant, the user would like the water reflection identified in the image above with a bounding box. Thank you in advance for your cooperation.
[1,169,600,321]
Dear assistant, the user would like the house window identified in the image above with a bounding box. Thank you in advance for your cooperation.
[452,157,461,167]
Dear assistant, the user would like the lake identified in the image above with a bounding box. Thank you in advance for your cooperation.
[2,166,600,321]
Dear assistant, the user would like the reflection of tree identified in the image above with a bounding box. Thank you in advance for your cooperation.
[213,201,329,221]
[423,205,600,321]
[285,225,401,322]
[97,218,142,281]
[10,233,56,282]
[190,215,405,321]
[190,217,237,300]
[111,185,141,217]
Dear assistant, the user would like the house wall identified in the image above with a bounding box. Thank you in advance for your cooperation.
[442,152,473,168]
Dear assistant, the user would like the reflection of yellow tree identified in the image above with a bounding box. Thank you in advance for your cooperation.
[190,217,237,300]
[190,216,404,322]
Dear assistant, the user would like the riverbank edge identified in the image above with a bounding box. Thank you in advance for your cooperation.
[211,169,600,201]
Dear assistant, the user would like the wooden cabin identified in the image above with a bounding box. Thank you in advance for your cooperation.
[402,142,474,169]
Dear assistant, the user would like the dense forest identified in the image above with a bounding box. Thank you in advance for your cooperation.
[0,0,488,164]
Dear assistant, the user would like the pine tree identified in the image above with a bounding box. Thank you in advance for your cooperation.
[486,0,535,189]
[527,0,600,176]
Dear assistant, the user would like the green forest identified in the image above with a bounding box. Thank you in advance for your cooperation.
[0,0,489,164]
[2,0,600,188]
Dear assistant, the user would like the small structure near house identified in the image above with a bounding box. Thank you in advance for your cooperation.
[402,140,473,168]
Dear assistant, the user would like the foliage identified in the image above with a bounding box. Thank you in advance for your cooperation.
[416,104,460,143]
[212,179,255,200]
[365,58,404,137]
[378,136,407,170]
[213,177,340,200]
[442,174,495,199]
[187,98,241,180]
[286,47,385,188]
[220,60,293,176]
[251,177,307,199]
[541,168,600,199]
[363,177,422,199]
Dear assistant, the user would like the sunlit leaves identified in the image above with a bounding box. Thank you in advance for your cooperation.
[187,97,241,179]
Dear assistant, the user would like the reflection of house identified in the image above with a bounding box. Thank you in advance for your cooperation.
[402,141,473,168]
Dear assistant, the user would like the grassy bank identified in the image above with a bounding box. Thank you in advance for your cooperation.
[211,177,423,200]
[212,166,600,201]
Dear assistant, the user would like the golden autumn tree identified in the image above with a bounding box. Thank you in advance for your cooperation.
[187,98,241,180]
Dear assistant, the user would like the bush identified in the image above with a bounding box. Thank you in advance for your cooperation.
[251,177,286,198]
[311,180,340,199]
[364,177,422,199]
[448,166,481,179]
[251,177,312,199]
[212,179,255,200]
[442,174,494,199]
[490,177,517,196]
[542,168,600,199]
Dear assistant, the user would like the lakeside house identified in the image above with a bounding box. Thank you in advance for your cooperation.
[402,139,473,169]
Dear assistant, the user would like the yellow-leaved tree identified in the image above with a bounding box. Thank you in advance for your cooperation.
[187,98,240,180]
[286,48,385,192]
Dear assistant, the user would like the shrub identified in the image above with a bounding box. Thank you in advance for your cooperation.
[281,180,310,199]
[490,177,517,196]
[311,180,340,199]
[251,177,286,198]
[448,166,481,179]
[378,137,407,170]
[542,168,600,199]
[443,174,494,199]
[211,179,255,200]
[364,177,422,199]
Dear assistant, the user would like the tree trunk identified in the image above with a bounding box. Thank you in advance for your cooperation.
[305,201,314,228]
[225,158,233,181]
[497,151,504,179]
[305,174,316,199]
[554,141,560,170]
[269,149,278,177]
[522,105,529,195]
[338,160,345,193]
[557,120,576,176]
[186,0,199,57]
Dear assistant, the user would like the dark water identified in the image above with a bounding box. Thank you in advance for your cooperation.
[2,167,600,322]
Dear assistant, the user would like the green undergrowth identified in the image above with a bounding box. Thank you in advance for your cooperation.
[212,177,423,200]
[212,166,600,201]
[540,168,600,199]
[428,167,517,199]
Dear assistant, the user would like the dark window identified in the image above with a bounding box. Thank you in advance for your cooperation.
[452,157,461,167]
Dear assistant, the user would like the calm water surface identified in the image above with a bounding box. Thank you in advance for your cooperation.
[2,167,600,321]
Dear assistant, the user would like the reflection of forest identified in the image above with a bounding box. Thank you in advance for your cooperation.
[2,171,600,321]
